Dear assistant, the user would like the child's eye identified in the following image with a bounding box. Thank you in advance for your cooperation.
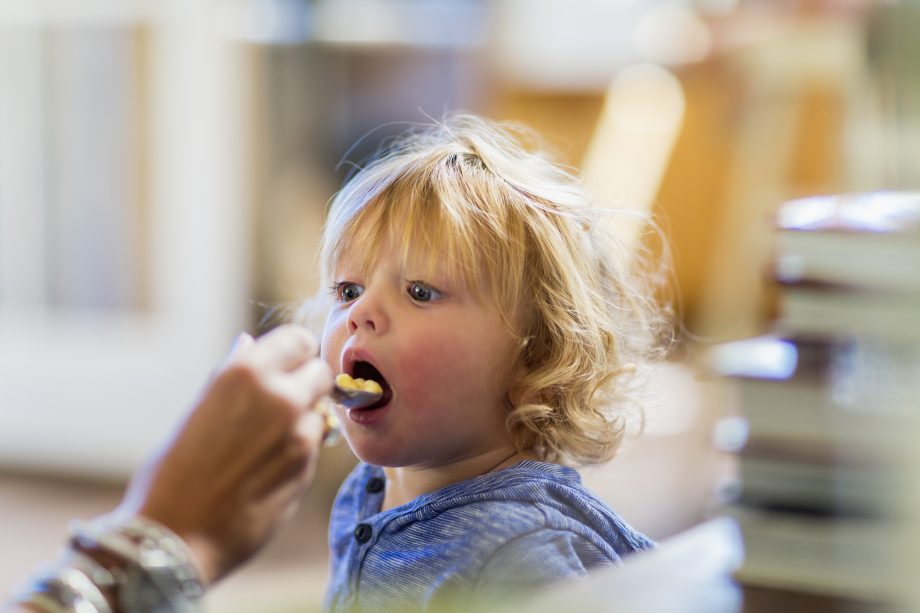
[333,282,364,303]
[407,281,441,302]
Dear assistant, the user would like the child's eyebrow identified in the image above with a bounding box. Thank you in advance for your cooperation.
[401,256,463,284]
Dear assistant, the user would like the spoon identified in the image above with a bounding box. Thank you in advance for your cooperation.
[314,376,384,446]
[331,384,384,409]
[331,374,384,410]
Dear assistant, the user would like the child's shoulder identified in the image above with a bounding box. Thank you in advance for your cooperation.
[411,461,653,555]
[328,461,653,607]
[336,460,652,556]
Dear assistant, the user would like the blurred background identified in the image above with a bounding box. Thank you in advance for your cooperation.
[1,0,917,611]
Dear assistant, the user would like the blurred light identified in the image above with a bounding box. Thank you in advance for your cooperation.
[777,192,920,234]
[633,5,712,65]
[492,0,646,90]
[312,0,485,49]
[709,337,799,380]
[214,0,312,44]
[213,0,485,48]
[713,415,750,453]
[582,63,686,256]
[609,63,686,134]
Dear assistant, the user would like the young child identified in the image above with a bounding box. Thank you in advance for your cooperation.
[307,114,669,611]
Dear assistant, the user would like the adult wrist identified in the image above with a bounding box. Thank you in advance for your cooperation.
[70,513,207,612]
[13,513,207,613]
[13,548,113,613]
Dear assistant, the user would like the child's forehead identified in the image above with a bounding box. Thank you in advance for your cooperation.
[334,237,458,283]
[325,186,518,305]
[332,227,503,302]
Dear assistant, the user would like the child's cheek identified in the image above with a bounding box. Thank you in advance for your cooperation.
[393,338,454,408]
[320,311,348,369]
[399,335,476,411]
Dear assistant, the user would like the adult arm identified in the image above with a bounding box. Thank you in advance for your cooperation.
[11,324,333,611]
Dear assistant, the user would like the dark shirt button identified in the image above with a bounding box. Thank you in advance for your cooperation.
[354,523,373,544]
[365,477,385,494]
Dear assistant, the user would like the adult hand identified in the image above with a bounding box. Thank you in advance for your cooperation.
[117,324,334,584]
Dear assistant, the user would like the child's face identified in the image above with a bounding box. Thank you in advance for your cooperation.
[321,234,519,468]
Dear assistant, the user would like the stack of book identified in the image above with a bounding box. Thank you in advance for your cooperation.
[773,191,920,341]
[710,191,920,607]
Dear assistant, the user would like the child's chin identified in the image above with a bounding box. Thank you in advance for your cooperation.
[349,441,414,468]
[351,446,416,468]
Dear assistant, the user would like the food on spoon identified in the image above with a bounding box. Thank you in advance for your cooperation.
[335,373,383,395]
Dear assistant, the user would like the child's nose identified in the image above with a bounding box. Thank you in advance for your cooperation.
[348,315,374,333]
[346,292,388,335]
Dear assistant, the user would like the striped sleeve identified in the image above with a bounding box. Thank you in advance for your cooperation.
[469,528,618,606]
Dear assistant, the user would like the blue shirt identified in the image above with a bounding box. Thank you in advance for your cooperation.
[324,460,654,611]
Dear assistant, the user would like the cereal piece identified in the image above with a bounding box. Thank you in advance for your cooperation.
[336,373,383,395]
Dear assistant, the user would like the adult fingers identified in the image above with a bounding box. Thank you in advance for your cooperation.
[249,325,319,373]
[246,412,325,501]
[209,332,255,381]
[296,410,325,459]
[278,359,335,409]
[228,332,256,360]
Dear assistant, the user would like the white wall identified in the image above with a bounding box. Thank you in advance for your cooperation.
[0,0,253,478]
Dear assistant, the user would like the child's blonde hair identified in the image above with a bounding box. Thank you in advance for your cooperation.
[306,114,671,466]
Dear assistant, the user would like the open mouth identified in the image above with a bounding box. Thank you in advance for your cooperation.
[351,360,392,410]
